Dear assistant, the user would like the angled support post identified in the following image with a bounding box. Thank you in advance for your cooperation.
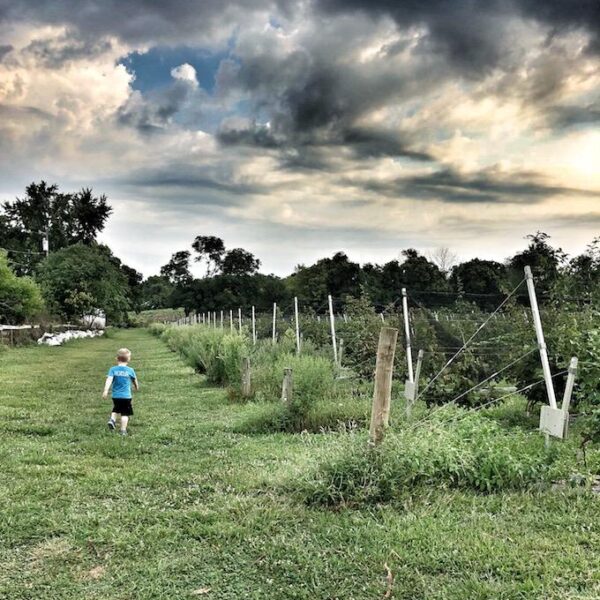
[328,294,338,366]
[524,266,557,409]
[402,288,414,383]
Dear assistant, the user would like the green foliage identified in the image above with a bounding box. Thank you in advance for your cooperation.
[4,329,600,598]
[159,325,248,387]
[131,307,184,327]
[0,181,111,276]
[0,251,44,324]
[303,409,565,506]
[36,243,130,323]
[138,276,176,310]
[157,324,344,430]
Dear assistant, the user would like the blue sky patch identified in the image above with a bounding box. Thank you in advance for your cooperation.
[120,45,230,93]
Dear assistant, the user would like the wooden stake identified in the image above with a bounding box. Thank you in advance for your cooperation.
[281,368,293,405]
[229,309,233,332]
[294,297,301,355]
[369,327,399,445]
[252,306,256,345]
[241,357,252,398]
[272,302,277,344]
[339,338,344,366]
[561,357,578,414]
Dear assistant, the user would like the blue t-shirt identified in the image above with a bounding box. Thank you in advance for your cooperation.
[108,365,137,399]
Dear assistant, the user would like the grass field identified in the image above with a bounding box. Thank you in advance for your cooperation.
[1,329,599,599]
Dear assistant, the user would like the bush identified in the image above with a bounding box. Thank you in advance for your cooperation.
[155,323,356,430]
[159,325,248,387]
[148,323,167,336]
[302,408,564,506]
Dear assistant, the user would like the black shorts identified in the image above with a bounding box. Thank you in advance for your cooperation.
[112,398,133,416]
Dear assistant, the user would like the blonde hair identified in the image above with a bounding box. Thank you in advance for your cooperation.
[116,348,131,362]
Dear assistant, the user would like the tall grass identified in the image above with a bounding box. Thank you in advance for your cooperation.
[156,324,249,387]
[151,323,359,430]
[302,408,566,506]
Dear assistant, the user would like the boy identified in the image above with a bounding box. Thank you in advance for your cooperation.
[102,348,139,436]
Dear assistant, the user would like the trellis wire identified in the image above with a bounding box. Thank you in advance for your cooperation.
[414,278,527,402]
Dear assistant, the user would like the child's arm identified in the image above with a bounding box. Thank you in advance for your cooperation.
[133,377,140,392]
[102,376,113,399]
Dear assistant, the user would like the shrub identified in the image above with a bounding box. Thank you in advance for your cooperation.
[148,323,167,336]
[159,325,248,386]
[302,408,564,506]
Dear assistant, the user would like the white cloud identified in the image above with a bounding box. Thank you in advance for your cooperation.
[170,63,198,85]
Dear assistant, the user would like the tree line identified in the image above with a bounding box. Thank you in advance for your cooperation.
[1,182,598,325]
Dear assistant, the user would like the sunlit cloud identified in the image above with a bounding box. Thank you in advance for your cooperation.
[0,0,598,275]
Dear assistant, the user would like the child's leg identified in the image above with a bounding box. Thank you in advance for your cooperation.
[110,412,118,421]
[120,415,129,432]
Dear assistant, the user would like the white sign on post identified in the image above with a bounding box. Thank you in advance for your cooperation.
[539,405,567,439]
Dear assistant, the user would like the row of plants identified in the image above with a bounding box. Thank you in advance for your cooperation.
[300,405,589,506]
[149,322,363,431]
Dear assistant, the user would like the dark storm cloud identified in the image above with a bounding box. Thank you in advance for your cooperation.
[0,0,278,45]
[22,36,113,68]
[0,44,12,61]
[118,166,264,197]
[356,168,600,204]
[217,123,282,149]
[117,78,200,133]
[316,0,600,69]
[546,103,600,128]
[215,50,439,166]
[340,128,433,161]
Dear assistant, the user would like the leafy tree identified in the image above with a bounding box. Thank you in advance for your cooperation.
[363,250,448,306]
[178,273,289,314]
[0,182,112,274]
[287,252,362,309]
[36,244,130,322]
[192,235,226,275]
[508,232,567,297]
[160,250,192,285]
[221,248,261,276]
[450,259,507,309]
[564,238,600,303]
[0,251,44,324]
[139,275,176,310]
[94,246,144,312]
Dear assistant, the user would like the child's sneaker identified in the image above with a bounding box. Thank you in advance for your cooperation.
[119,430,128,436]
[107,418,116,431]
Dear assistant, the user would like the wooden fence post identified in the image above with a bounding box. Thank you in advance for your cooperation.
[338,338,344,367]
[294,296,301,355]
[369,327,399,446]
[241,357,252,398]
[281,368,293,405]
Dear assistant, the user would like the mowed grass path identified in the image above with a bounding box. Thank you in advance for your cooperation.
[1,329,599,599]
